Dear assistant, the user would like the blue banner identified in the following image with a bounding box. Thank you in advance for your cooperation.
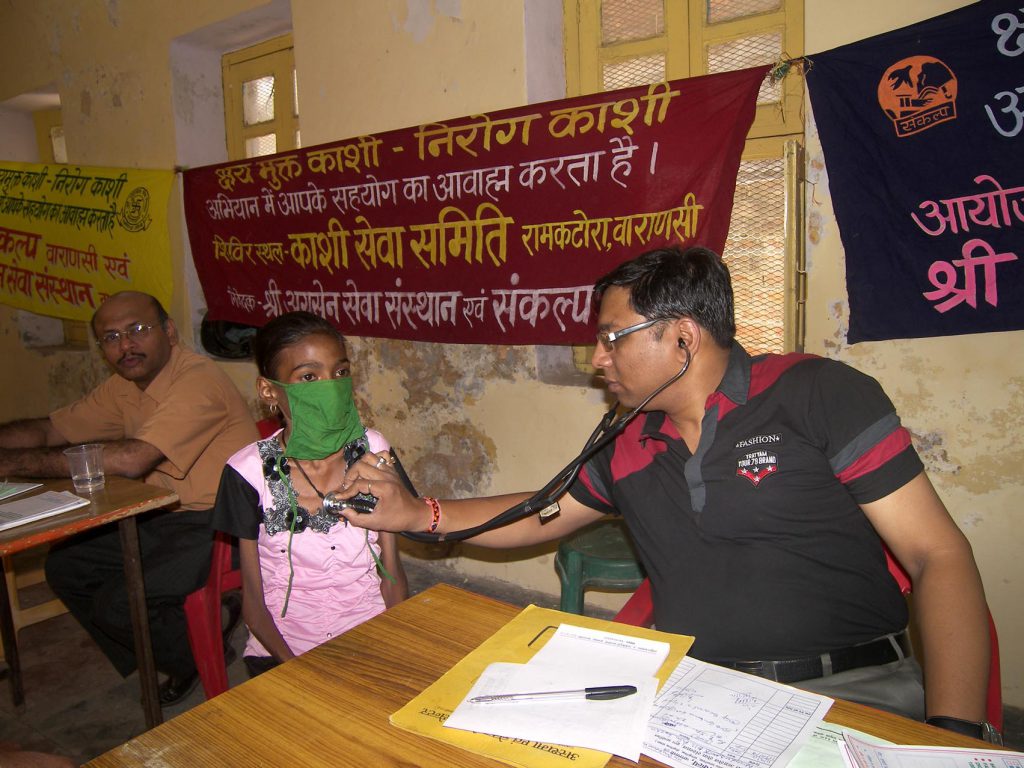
[806,0,1024,343]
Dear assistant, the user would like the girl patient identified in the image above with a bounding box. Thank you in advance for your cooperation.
[212,311,407,676]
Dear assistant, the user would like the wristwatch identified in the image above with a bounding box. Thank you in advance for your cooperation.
[925,716,1002,745]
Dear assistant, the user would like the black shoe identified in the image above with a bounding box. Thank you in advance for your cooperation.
[158,671,200,707]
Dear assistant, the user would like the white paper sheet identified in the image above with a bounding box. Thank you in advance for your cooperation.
[443,623,671,761]
[643,657,833,768]
[527,623,671,678]
[445,661,658,760]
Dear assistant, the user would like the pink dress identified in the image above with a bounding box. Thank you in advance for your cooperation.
[213,428,389,658]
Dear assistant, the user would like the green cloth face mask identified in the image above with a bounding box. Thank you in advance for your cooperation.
[272,377,365,460]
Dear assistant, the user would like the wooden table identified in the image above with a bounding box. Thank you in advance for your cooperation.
[85,583,993,767]
[0,476,179,729]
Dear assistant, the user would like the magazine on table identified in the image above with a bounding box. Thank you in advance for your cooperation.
[0,490,90,533]
[0,481,43,502]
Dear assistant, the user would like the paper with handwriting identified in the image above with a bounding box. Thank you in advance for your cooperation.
[644,657,833,768]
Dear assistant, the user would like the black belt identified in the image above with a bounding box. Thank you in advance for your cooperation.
[708,630,912,684]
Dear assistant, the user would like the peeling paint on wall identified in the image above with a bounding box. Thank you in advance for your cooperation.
[48,353,110,411]
[822,300,848,355]
[908,429,961,475]
[395,0,464,43]
[437,0,463,19]
[400,0,435,43]
[346,337,534,499]
[807,209,823,245]
[947,376,1024,494]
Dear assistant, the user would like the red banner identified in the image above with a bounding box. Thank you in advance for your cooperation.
[184,66,767,344]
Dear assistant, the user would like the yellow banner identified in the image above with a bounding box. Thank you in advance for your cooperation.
[0,161,174,322]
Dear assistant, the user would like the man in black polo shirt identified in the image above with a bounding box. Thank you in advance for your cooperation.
[336,246,992,740]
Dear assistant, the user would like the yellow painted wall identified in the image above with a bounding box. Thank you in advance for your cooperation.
[805,0,1023,707]
[0,0,1019,707]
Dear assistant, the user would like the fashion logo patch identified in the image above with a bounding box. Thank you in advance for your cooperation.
[877,55,958,137]
[734,433,780,449]
[736,449,778,487]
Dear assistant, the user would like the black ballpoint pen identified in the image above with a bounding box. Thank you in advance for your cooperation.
[469,685,638,704]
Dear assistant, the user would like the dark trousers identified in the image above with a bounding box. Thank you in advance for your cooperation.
[243,655,280,679]
[45,509,213,679]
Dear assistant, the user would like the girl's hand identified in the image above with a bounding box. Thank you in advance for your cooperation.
[332,451,430,533]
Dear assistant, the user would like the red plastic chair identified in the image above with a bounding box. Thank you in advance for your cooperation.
[183,416,278,699]
[613,547,1003,731]
[183,531,241,699]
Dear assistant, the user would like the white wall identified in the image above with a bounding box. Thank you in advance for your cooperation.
[0,106,39,161]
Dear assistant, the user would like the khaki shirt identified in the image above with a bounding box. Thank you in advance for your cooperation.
[50,345,259,510]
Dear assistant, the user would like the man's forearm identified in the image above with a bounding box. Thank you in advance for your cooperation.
[0,417,63,450]
[0,445,75,478]
[914,550,990,722]
[0,438,165,480]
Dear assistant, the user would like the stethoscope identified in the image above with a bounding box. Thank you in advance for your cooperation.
[399,344,692,543]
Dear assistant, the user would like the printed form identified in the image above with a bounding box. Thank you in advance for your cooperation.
[644,657,833,768]
[840,732,1024,768]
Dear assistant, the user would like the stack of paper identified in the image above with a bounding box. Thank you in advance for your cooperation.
[789,722,891,768]
[445,624,669,761]
[0,490,90,533]
[389,604,694,768]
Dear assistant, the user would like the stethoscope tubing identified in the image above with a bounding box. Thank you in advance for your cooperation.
[402,347,691,543]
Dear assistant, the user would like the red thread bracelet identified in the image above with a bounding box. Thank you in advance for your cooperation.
[422,496,442,534]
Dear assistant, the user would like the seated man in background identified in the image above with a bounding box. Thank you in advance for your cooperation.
[0,291,259,706]
[336,246,995,741]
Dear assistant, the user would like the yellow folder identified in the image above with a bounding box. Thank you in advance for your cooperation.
[390,604,694,768]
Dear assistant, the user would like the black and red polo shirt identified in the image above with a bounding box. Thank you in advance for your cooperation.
[569,343,923,662]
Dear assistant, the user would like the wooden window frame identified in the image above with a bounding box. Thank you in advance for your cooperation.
[222,34,299,161]
[563,0,806,354]
[565,0,804,139]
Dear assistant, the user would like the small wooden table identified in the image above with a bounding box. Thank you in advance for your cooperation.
[0,476,179,729]
[85,583,992,767]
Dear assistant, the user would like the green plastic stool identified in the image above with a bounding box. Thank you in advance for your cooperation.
[555,519,645,614]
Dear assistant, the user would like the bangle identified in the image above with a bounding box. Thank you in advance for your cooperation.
[422,496,442,534]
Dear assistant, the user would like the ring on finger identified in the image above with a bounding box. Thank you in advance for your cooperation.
[366,481,373,496]
[375,455,388,469]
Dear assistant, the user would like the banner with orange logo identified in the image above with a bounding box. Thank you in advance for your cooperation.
[807,1,1024,343]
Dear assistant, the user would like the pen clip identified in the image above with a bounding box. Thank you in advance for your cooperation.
[585,685,637,700]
